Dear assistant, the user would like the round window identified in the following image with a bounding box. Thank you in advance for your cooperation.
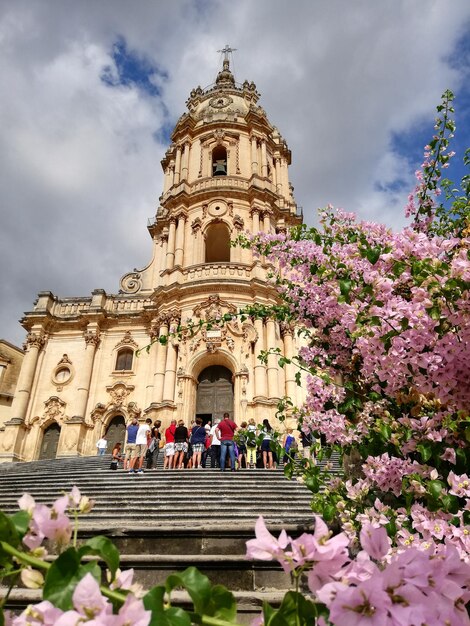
[54,366,71,384]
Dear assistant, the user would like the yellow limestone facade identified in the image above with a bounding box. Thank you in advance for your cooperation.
[0,53,304,462]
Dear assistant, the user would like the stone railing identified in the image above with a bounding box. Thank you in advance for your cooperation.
[183,262,252,283]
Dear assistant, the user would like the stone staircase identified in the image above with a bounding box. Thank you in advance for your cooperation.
[0,454,341,622]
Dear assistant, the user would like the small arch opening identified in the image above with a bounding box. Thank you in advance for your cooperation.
[115,348,134,371]
[39,423,61,460]
[212,146,227,177]
[205,222,230,263]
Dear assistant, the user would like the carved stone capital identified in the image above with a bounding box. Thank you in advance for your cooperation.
[84,330,101,348]
[24,332,45,351]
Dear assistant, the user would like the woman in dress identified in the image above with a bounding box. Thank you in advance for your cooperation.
[260,419,274,469]
[190,417,207,469]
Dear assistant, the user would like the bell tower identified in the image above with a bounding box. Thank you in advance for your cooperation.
[117,48,304,425]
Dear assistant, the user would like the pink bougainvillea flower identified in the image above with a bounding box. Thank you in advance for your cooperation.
[12,601,64,625]
[246,516,292,571]
[360,524,391,561]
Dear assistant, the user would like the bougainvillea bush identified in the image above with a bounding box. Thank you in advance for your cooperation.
[1,487,469,625]
[247,91,470,567]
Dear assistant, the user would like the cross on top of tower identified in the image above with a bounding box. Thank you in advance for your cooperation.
[218,45,237,63]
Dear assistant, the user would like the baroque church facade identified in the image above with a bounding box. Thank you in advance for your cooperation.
[0,52,304,462]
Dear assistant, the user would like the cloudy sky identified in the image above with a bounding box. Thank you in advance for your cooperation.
[1,0,470,347]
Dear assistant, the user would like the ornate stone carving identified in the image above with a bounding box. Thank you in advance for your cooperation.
[233,214,244,230]
[127,402,141,420]
[84,329,101,348]
[57,354,71,365]
[114,331,138,351]
[191,217,202,233]
[43,396,66,423]
[280,321,294,338]
[90,403,107,423]
[106,382,135,407]
[120,271,142,295]
[193,295,237,322]
[24,332,45,351]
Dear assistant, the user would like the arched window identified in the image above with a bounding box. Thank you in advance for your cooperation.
[115,348,134,371]
[205,222,230,263]
[212,146,227,176]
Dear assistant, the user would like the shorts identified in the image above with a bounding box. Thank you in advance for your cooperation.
[261,439,272,452]
[238,445,247,454]
[165,442,175,456]
[124,443,136,460]
[135,444,147,457]
[192,443,204,453]
[175,442,188,453]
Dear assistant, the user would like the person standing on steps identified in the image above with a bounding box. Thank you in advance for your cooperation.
[131,418,152,475]
[246,418,258,468]
[260,419,274,469]
[124,417,139,471]
[96,436,108,456]
[190,417,206,469]
[164,419,177,469]
[147,420,162,470]
[209,418,221,468]
[174,420,189,469]
[216,412,238,472]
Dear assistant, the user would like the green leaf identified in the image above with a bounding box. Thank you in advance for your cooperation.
[339,279,352,300]
[9,510,31,539]
[427,480,444,500]
[166,567,211,615]
[144,586,191,626]
[209,585,237,622]
[0,511,20,567]
[417,443,432,463]
[441,495,460,515]
[265,591,317,626]
[43,547,101,611]
[78,535,120,580]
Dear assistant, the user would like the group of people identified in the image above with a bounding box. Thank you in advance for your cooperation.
[103,414,316,474]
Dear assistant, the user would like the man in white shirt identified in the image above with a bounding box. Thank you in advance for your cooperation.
[96,437,108,456]
[209,419,221,468]
[130,418,152,474]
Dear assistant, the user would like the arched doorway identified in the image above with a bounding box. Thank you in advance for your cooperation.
[39,423,61,460]
[105,415,126,448]
[196,365,234,425]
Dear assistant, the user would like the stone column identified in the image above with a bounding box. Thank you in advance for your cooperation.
[263,211,271,234]
[251,208,260,233]
[154,232,168,283]
[251,136,258,175]
[253,318,267,398]
[261,140,268,177]
[10,329,45,422]
[163,166,171,194]
[192,223,202,264]
[181,142,190,181]
[281,323,297,403]
[174,213,186,267]
[266,319,279,399]
[165,218,177,271]
[163,318,179,403]
[275,158,283,196]
[154,319,169,403]
[75,326,100,419]
[174,145,182,185]
[145,323,159,407]
[282,157,289,199]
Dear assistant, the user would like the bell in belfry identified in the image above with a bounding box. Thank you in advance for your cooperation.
[213,159,227,176]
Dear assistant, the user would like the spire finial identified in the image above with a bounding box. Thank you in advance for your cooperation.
[217,45,237,70]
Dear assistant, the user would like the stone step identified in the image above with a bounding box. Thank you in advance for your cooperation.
[1,588,285,624]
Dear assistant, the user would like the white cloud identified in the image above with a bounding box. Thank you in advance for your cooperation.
[1,0,469,345]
